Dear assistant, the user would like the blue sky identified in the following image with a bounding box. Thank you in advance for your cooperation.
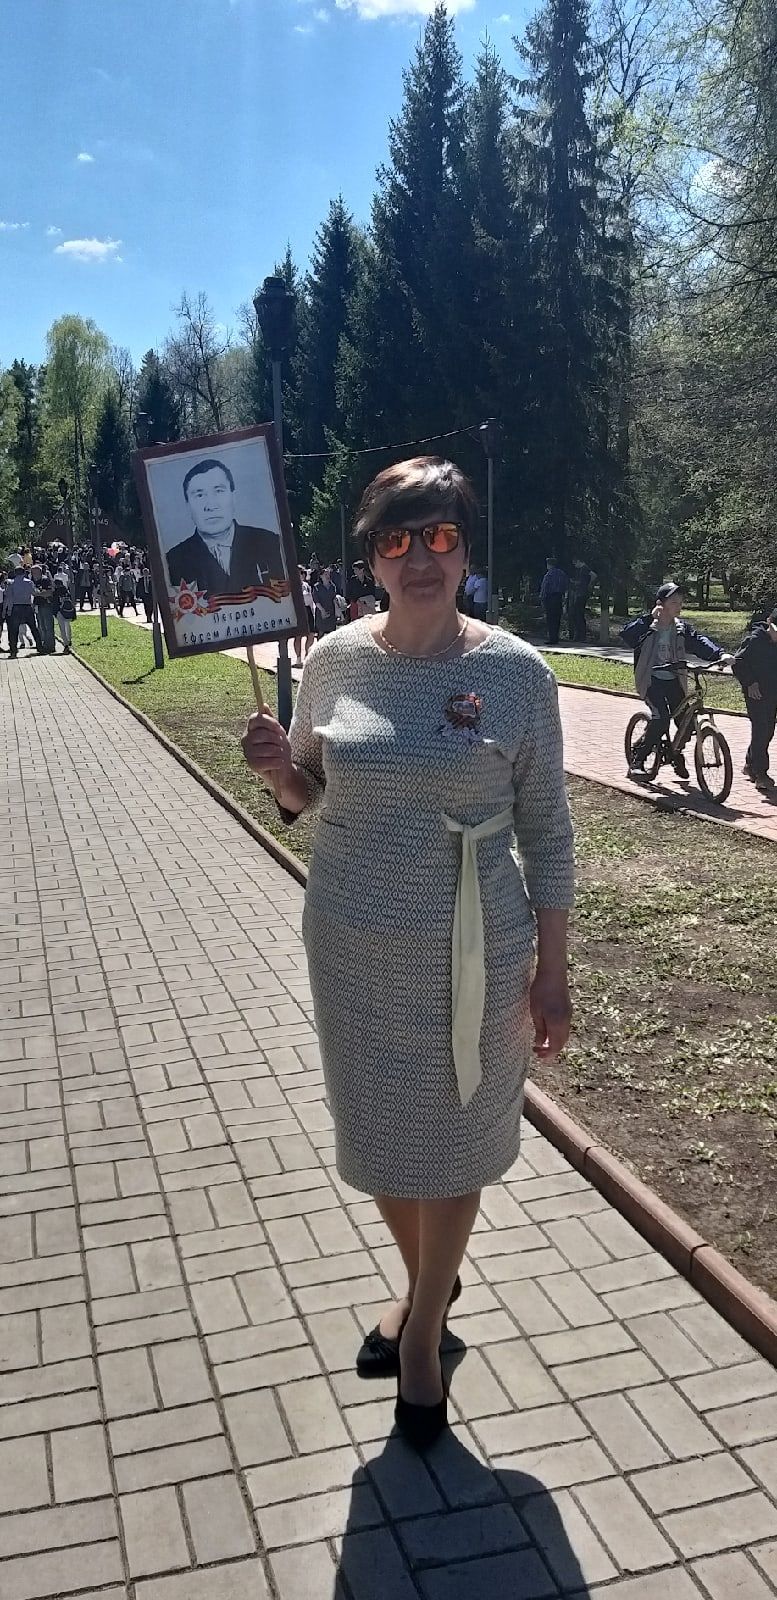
[1,0,531,368]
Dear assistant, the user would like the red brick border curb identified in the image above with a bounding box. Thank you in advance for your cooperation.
[73,649,777,1369]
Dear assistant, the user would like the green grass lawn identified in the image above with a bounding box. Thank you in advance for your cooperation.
[541,648,746,714]
[72,612,776,1295]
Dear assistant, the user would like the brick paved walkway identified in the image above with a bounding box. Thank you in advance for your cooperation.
[2,654,777,1600]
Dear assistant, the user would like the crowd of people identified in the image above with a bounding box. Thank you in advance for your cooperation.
[0,538,156,658]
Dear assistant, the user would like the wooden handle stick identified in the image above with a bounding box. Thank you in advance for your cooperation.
[247,645,269,715]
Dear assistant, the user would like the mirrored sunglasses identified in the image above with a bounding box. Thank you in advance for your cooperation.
[368,523,463,561]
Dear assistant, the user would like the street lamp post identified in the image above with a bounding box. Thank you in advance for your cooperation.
[254,275,295,732]
[87,465,109,638]
[133,412,165,670]
[57,478,77,604]
[479,418,500,623]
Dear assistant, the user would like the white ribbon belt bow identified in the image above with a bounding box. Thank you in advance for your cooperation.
[443,806,515,1106]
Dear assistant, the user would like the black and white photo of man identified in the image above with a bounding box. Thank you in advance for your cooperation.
[166,457,286,600]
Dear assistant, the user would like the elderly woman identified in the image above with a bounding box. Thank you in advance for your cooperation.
[242,458,574,1451]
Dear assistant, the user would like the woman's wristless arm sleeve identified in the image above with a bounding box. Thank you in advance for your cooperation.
[512,666,575,910]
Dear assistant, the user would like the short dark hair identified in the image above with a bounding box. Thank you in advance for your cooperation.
[182,458,235,500]
[353,457,478,558]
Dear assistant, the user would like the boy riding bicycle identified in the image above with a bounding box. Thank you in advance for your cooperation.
[622,583,730,780]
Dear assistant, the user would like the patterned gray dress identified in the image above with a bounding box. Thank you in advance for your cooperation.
[288,620,575,1198]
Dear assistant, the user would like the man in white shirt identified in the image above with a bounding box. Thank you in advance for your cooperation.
[5,568,43,658]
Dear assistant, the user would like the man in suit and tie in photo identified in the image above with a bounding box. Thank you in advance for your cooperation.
[166,458,286,600]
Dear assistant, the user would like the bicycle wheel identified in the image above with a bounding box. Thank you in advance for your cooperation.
[625,713,661,779]
[694,726,733,805]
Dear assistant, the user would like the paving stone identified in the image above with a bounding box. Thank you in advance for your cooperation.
[360,1436,444,1519]
[0,1435,50,1513]
[707,1396,777,1447]
[270,1542,342,1600]
[277,1374,349,1452]
[0,1496,118,1558]
[475,1337,563,1412]
[151,1337,212,1405]
[98,1346,158,1417]
[0,1387,101,1440]
[494,1279,568,1335]
[681,1361,777,1412]
[752,1544,777,1586]
[247,1445,360,1507]
[672,1303,758,1368]
[418,1546,557,1600]
[661,1491,777,1558]
[555,1349,662,1399]
[134,1560,269,1600]
[628,1383,721,1458]
[496,1436,614,1492]
[692,1551,777,1599]
[578,1393,669,1469]
[306,1307,363,1372]
[86,1244,137,1298]
[131,1238,183,1291]
[632,1452,754,1514]
[0,1540,124,1600]
[0,1308,38,1371]
[215,1342,320,1393]
[582,1578,700,1599]
[183,1473,256,1562]
[521,1486,618,1589]
[109,1400,221,1455]
[573,1477,675,1571]
[223,1387,292,1466]
[447,1346,514,1419]
[737,1440,777,1498]
[51,1422,113,1500]
[539,1272,612,1326]
[474,1401,588,1459]
[398,1503,528,1566]
[626,1311,712,1377]
[120,1485,190,1577]
[114,1435,232,1493]
[532,1320,635,1367]
[40,1300,91,1362]
[256,1482,383,1548]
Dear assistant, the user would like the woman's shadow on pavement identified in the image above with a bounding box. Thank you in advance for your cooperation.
[333,1358,595,1599]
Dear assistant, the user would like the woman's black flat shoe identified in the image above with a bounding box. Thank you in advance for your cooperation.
[394,1359,449,1452]
[356,1274,462,1378]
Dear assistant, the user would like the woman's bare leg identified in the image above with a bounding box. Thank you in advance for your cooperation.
[373,1195,419,1338]
[399,1191,480,1405]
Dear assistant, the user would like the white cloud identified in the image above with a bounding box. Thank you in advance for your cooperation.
[495,10,511,20]
[76,150,95,163]
[313,5,329,15]
[0,219,29,231]
[46,225,62,237]
[335,0,475,15]
[54,236,123,264]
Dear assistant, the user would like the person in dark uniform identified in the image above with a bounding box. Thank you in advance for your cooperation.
[166,458,285,599]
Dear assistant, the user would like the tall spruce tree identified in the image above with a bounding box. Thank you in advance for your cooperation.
[296,199,364,460]
[91,387,131,525]
[517,0,613,565]
[340,4,470,450]
[461,40,535,576]
[136,351,180,445]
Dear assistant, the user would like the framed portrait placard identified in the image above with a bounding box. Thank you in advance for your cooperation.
[132,425,307,658]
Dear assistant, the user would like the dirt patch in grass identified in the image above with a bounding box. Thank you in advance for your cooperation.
[540,778,777,1298]
[73,617,777,1299]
